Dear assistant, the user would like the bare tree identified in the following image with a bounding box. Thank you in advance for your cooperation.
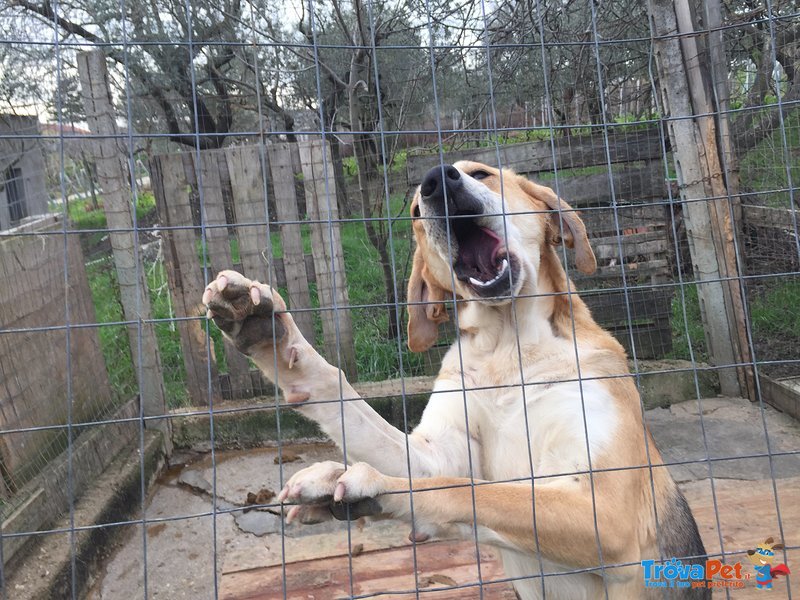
[7,0,298,148]
[287,0,435,338]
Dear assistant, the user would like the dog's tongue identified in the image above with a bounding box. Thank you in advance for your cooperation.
[456,226,501,281]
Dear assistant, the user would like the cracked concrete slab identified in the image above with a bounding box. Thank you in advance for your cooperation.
[88,398,800,600]
[647,397,800,483]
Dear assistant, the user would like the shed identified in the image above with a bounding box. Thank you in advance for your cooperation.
[0,114,48,230]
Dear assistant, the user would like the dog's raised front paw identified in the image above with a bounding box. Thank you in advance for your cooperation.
[203,270,286,354]
[278,461,389,522]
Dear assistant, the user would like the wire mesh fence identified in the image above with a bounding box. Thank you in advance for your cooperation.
[0,0,799,598]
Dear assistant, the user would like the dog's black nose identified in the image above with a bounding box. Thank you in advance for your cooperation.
[420,165,481,216]
[421,165,462,200]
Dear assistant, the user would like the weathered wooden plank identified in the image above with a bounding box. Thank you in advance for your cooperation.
[592,238,669,261]
[151,153,217,406]
[535,162,667,206]
[224,145,274,284]
[574,259,671,283]
[0,227,113,485]
[591,230,666,247]
[742,205,800,230]
[582,204,668,235]
[649,0,753,398]
[77,51,167,422]
[220,538,515,600]
[270,255,317,288]
[267,143,315,342]
[582,287,673,323]
[197,151,253,399]
[407,127,664,183]
[760,376,800,422]
[298,140,357,380]
[582,288,674,358]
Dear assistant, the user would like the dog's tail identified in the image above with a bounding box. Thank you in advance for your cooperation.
[655,486,711,599]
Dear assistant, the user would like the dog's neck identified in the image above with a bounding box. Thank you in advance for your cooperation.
[456,249,564,354]
[455,245,618,358]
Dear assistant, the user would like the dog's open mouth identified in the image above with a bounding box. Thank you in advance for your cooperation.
[451,217,513,296]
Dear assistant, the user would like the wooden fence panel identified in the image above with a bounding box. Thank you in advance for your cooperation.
[742,205,799,230]
[573,204,673,287]
[151,153,217,406]
[298,140,357,380]
[406,127,664,184]
[195,151,252,398]
[0,223,114,488]
[542,162,666,206]
[267,143,315,342]
[153,140,357,398]
[225,146,274,284]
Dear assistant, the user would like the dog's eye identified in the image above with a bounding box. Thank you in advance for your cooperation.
[412,205,420,218]
[471,170,491,181]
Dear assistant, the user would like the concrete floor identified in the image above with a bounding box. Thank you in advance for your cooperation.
[87,398,800,599]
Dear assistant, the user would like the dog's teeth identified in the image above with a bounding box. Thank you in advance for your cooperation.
[469,276,489,288]
[469,259,510,289]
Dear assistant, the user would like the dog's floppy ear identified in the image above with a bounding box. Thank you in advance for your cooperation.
[518,178,597,275]
[407,246,449,352]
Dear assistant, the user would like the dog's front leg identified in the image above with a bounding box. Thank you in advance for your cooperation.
[280,461,639,575]
[203,270,463,478]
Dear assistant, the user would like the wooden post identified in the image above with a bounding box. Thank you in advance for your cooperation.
[224,145,275,284]
[77,51,171,430]
[647,0,754,399]
[150,154,218,406]
[194,151,252,398]
[266,143,316,341]
[298,140,357,381]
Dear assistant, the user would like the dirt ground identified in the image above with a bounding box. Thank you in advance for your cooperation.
[86,397,800,599]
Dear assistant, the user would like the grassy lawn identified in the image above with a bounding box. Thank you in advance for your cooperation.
[338,200,429,380]
[666,278,800,373]
[667,283,707,362]
[739,110,800,208]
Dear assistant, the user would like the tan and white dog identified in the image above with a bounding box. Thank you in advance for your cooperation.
[203,161,709,599]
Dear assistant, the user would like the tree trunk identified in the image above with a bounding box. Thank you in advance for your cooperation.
[347,55,399,340]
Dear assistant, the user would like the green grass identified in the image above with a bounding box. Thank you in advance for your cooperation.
[338,198,428,380]
[666,283,707,362]
[666,278,800,365]
[738,109,800,208]
[85,259,137,402]
[62,192,156,230]
[85,254,229,409]
[749,279,800,339]
[269,193,426,380]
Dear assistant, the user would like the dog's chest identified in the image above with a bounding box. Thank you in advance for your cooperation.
[464,375,617,483]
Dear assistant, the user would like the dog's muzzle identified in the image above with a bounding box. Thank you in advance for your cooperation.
[420,165,517,299]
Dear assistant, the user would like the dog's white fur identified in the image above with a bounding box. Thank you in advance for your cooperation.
[204,161,707,599]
